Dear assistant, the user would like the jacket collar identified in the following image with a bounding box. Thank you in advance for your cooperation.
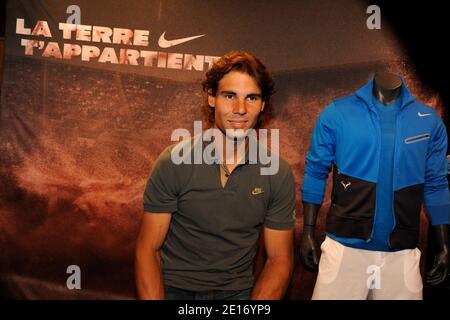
[355,75,415,110]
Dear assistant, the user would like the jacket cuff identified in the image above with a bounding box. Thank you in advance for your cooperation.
[301,191,323,205]
[301,174,326,205]
[427,204,450,225]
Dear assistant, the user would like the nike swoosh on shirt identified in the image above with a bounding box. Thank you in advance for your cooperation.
[418,112,432,117]
[158,32,206,48]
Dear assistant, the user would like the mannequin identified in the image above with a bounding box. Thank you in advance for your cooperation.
[372,72,402,104]
[300,72,450,285]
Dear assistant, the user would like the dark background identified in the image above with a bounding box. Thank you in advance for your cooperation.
[372,0,449,142]
[1,0,5,37]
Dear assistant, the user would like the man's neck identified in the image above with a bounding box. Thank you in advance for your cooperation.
[213,127,250,172]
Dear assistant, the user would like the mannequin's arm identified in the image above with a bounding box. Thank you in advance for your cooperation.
[426,224,450,285]
[300,202,320,272]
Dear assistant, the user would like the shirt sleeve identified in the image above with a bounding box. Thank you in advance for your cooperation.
[143,145,180,213]
[264,159,297,230]
[301,102,338,205]
[424,116,450,225]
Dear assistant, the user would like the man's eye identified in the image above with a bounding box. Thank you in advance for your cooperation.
[224,94,235,100]
[247,96,260,102]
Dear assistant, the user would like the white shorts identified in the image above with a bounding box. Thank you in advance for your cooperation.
[312,236,423,300]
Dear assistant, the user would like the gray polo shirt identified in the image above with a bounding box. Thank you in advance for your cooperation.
[143,135,296,291]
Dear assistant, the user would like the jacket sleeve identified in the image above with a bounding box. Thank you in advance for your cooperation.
[424,116,450,225]
[301,102,338,205]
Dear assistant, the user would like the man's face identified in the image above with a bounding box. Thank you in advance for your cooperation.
[208,70,265,139]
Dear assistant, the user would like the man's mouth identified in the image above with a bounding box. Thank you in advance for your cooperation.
[227,120,248,129]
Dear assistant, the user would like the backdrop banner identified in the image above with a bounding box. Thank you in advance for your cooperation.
[0,0,443,299]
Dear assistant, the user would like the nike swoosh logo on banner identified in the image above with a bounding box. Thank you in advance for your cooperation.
[418,112,432,117]
[158,32,206,48]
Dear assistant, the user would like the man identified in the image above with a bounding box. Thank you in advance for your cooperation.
[135,51,296,300]
[300,72,450,299]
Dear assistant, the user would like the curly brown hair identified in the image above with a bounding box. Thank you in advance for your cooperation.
[202,50,275,128]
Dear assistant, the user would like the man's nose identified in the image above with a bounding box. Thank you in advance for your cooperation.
[232,98,247,115]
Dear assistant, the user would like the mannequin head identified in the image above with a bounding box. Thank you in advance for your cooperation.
[373,72,402,105]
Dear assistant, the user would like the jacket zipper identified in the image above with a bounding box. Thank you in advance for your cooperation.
[387,109,400,248]
[388,99,415,248]
[356,91,416,245]
[366,104,381,243]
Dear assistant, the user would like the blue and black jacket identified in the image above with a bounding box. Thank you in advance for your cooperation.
[302,77,450,250]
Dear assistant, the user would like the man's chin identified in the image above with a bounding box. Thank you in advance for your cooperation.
[224,128,250,140]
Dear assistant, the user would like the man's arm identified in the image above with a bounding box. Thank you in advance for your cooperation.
[251,227,294,300]
[252,231,266,280]
[135,212,171,300]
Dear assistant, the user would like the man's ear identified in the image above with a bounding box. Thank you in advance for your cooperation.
[261,101,265,112]
[208,94,215,108]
